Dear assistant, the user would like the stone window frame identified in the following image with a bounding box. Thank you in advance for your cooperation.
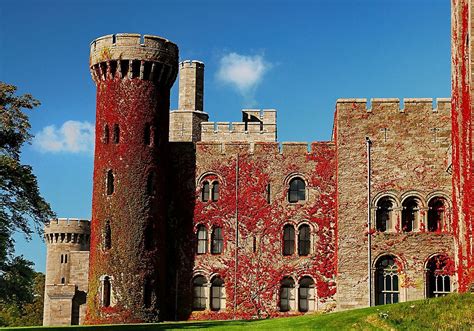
[196,224,208,254]
[371,253,407,306]
[197,172,223,203]
[424,253,453,298]
[106,169,115,196]
[99,275,115,308]
[191,273,209,311]
[284,173,309,204]
[297,275,316,313]
[210,275,226,311]
[282,222,296,256]
[372,192,400,233]
[210,225,224,255]
[400,193,425,233]
[279,276,296,312]
[426,192,452,233]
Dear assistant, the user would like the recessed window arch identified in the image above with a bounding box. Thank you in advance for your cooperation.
[192,275,207,311]
[428,197,448,232]
[426,255,452,297]
[376,197,395,232]
[375,255,399,305]
[113,124,120,144]
[298,276,315,312]
[106,170,114,195]
[211,227,223,254]
[210,276,225,311]
[288,177,306,203]
[402,197,421,232]
[196,225,208,254]
[104,220,111,250]
[102,276,112,307]
[103,124,110,144]
[279,277,295,312]
[298,224,311,256]
[283,224,295,256]
[201,181,210,202]
[211,181,219,201]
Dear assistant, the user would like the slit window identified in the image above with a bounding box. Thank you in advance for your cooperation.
[102,276,111,307]
[103,124,109,144]
[147,171,155,196]
[106,170,114,195]
[144,222,153,250]
[113,124,120,144]
[104,220,111,250]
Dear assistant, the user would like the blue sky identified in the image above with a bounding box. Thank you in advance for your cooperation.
[1,0,450,272]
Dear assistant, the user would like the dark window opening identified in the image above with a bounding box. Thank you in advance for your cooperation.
[192,276,206,311]
[144,124,153,146]
[252,236,257,253]
[375,255,399,305]
[376,198,393,232]
[104,220,111,250]
[298,224,311,256]
[211,277,224,311]
[428,198,446,232]
[100,62,107,80]
[104,125,109,144]
[103,276,111,307]
[266,183,271,203]
[298,277,315,312]
[61,277,65,284]
[202,182,210,202]
[280,277,295,312]
[106,170,114,195]
[113,124,119,144]
[64,254,67,263]
[197,225,207,254]
[60,254,63,263]
[120,60,129,78]
[144,278,153,308]
[402,197,419,232]
[109,61,117,78]
[288,178,305,203]
[143,62,152,80]
[131,60,141,79]
[144,222,154,250]
[211,182,219,201]
[211,227,223,254]
[283,225,295,256]
[147,171,156,196]
[426,255,451,297]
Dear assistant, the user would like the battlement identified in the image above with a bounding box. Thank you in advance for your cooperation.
[201,109,277,143]
[180,60,204,68]
[336,98,451,113]
[44,218,90,245]
[89,33,179,87]
[197,141,334,156]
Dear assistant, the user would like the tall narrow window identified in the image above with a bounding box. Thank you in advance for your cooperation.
[211,182,219,202]
[402,197,419,232]
[197,225,208,254]
[144,222,153,250]
[280,277,295,312]
[192,276,207,311]
[375,255,399,305]
[428,198,446,232]
[288,178,305,203]
[144,278,153,308]
[211,277,224,311]
[426,255,452,297]
[376,197,393,232]
[61,277,66,284]
[202,182,210,202]
[266,183,271,203]
[211,227,223,254]
[298,277,315,312]
[104,220,111,250]
[103,124,110,144]
[298,224,311,256]
[252,236,257,253]
[60,254,63,263]
[64,254,68,263]
[106,170,114,195]
[144,123,152,146]
[103,276,111,307]
[283,225,295,256]
[113,124,120,144]
[147,171,155,196]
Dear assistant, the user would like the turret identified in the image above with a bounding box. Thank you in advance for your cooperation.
[86,33,179,323]
[170,60,209,142]
[43,218,90,326]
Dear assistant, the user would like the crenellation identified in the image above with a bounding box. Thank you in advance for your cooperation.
[336,98,451,114]
[281,142,310,155]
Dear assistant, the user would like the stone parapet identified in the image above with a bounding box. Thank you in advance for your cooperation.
[336,98,451,113]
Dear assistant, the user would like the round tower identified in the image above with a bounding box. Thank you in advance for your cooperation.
[86,33,178,323]
[43,218,90,325]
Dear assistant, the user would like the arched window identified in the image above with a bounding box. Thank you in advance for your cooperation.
[211,227,223,254]
[211,277,225,311]
[61,277,66,284]
[428,198,447,232]
[197,225,208,254]
[103,124,109,144]
[144,123,153,146]
[211,182,219,202]
[298,277,315,312]
[298,224,311,256]
[192,276,207,311]
[288,177,305,203]
[283,225,295,256]
[202,182,210,202]
[106,170,114,195]
[113,124,120,144]
[426,255,452,297]
[375,255,399,305]
[102,276,111,307]
[376,197,393,232]
[402,197,420,232]
[147,171,155,196]
[280,277,295,312]
[104,220,111,250]
[144,278,153,308]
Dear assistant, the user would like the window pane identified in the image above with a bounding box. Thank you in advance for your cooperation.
[212,182,219,201]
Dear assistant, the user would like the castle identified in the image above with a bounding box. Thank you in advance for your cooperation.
[42,1,473,326]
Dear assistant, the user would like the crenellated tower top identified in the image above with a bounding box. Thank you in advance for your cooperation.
[89,33,179,87]
[44,218,90,247]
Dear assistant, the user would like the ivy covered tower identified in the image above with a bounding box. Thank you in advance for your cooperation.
[86,33,178,323]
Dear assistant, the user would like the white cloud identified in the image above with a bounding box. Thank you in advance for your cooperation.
[216,52,271,104]
[34,120,95,154]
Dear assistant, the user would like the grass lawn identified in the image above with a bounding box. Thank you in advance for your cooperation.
[3,293,473,330]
